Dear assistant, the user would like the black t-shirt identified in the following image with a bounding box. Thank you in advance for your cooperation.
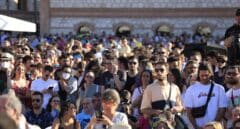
[100,70,126,89]
[124,72,137,92]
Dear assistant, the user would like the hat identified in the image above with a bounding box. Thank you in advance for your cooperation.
[236,9,240,16]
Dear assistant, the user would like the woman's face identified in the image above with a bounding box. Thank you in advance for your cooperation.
[167,72,175,83]
[67,103,77,117]
[85,72,95,84]
[102,100,118,113]
[16,65,25,76]
[141,71,151,85]
[50,96,60,109]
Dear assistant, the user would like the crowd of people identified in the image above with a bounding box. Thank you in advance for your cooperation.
[0,9,240,129]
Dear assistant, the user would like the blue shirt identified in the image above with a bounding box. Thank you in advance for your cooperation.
[25,108,54,129]
[76,112,92,129]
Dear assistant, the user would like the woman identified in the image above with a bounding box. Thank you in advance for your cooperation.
[10,63,31,109]
[86,89,129,129]
[79,71,100,98]
[203,121,223,129]
[168,68,185,93]
[46,95,61,119]
[131,70,153,117]
[52,101,80,129]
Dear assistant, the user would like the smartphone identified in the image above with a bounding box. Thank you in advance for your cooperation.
[48,86,53,91]
[95,110,103,119]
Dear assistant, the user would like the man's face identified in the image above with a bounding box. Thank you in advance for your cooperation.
[155,64,168,81]
[187,63,199,74]
[198,70,211,83]
[128,59,138,71]
[43,70,51,80]
[31,95,43,109]
[82,99,93,113]
[92,96,101,110]
[225,68,240,85]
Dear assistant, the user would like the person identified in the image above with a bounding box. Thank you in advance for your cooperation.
[58,65,78,102]
[76,97,94,129]
[30,65,59,108]
[46,95,61,119]
[232,118,240,129]
[141,62,183,117]
[149,111,174,129]
[225,65,240,128]
[124,56,139,92]
[184,63,228,129]
[0,69,9,94]
[131,69,153,117]
[92,92,102,111]
[203,121,224,129]
[25,91,54,129]
[86,89,129,129]
[224,9,240,65]
[0,89,40,129]
[52,101,81,129]
[229,106,240,129]
[10,63,31,109]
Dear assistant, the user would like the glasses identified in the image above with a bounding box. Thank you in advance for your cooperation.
[86,75,94,78]
[155,68,165,73]
[226,72,239,76]
[158,52,166,54]
[52,100,60,103]
[218,59,226,63]
[32,99,41,103]
[129,62,137,65]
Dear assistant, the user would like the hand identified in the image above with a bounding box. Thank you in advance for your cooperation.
[98,115,113,126]
[170,106,179,114]
[224,36,233,48]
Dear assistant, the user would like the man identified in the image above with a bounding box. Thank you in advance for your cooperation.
[92,92,102,111]
[0,90,40,129]
[224,9,240,65]
[225,66,240,128]
[58,65,78,102]
[141,62,183,117]
[30,65,59,108]
[25,91,53,129]
[124,56,139,92]
[76,97,95,129]
[100,56,126,91]
[184,63,227,129]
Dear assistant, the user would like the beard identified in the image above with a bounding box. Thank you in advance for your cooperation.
[227,79,239,85]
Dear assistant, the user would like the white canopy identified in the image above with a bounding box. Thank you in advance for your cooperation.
[0,14,36,32]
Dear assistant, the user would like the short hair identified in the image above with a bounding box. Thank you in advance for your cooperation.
[102,89,120,105]
[198,63,213,75]
[22,55,33,64]
[155,62,169,69]
[32,91,43,99]
[226,65,240,73]
[44,65,54,73]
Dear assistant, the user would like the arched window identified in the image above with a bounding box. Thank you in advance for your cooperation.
[156,25,171,36]
[116,25,131,37]
[78,25,91,35]
[196,26,212,36]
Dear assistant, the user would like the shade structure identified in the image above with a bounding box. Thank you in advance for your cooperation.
[0,14,36,32]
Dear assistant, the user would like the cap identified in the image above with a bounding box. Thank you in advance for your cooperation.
[236,9,240,16]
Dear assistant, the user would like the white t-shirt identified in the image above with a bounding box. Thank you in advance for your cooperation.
[131,87,143,117]
[184,82,228,128]
[30,78,59,108]
[90,112,128,129]
[226,88,240,128]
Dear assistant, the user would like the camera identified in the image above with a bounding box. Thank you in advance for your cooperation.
[95,110,103,119]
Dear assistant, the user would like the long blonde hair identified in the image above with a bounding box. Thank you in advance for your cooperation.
[203,121,223,129]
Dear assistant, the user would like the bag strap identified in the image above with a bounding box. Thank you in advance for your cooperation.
[167,83,173,108]
[231,90,236,107]
[205,81,214,106]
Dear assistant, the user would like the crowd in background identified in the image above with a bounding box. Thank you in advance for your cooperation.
[0,16,239,129]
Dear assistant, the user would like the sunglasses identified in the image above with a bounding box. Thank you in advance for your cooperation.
[52,100,60,103]
[226,72,239,76]
[155,68,165,73]
[32,99,41,103]
[129,62,137,65]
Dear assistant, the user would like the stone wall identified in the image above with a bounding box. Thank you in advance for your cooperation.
[50,0,240,8]
[50,17,234,36]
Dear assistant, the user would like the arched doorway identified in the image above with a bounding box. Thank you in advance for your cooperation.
[116,25,131,37]
[156,25,171,36]
[78,25,91,35]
